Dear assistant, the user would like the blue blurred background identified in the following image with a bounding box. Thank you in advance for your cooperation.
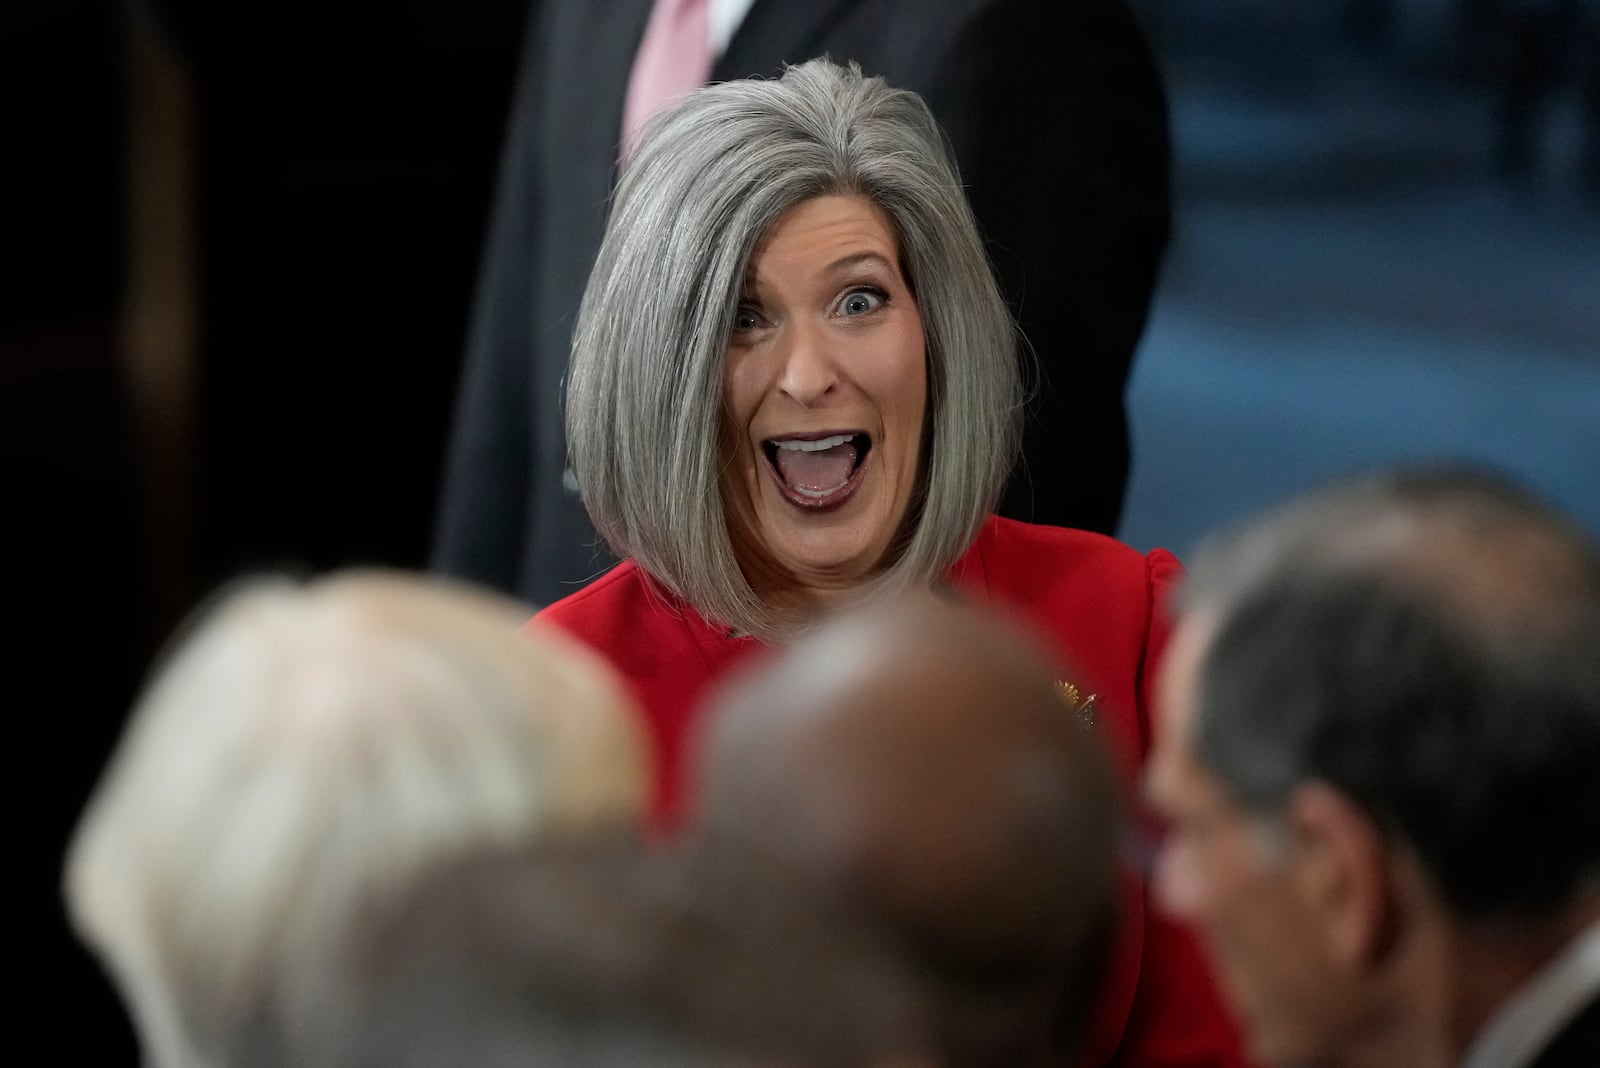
[1119,0,1599,556]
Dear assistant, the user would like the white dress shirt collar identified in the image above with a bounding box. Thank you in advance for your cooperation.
[1458,920,1600,1068]
[709,0,757,58]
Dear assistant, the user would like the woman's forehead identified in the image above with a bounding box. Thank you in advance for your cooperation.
[742,195,904,288]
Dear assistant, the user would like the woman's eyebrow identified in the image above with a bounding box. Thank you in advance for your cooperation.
[742,250,895,292]
[823,251,895,276]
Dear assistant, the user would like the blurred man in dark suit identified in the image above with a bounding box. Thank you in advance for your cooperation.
[432,0,1171,605]
[1149,466,1600,1068]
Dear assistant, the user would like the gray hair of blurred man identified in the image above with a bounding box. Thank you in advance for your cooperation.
[63,571,649,1068]
[1181,464,1600,921]
[686,593,1122,1067]
[566,58,1023,640]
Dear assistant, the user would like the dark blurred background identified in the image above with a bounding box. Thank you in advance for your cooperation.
[9,0,526,1054]
[8,0,1596,1057]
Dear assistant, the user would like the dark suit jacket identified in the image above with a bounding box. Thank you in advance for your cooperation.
[432,0,1172,607]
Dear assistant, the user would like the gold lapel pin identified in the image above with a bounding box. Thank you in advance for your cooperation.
[1055,680,1099,730]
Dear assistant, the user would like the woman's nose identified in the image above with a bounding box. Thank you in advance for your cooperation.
[775,321,840,407]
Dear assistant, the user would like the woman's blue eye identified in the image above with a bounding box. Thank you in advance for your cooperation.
[840,289,885,316]
[733,306,762,331]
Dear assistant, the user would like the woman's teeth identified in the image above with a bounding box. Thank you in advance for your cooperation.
[772,433,856,452]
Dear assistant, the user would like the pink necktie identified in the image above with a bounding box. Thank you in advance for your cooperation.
[621,0,712,160]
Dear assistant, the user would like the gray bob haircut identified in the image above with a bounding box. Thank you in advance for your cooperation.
[567,58,1022,638]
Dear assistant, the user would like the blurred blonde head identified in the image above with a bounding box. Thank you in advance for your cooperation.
[64,571,647,1068]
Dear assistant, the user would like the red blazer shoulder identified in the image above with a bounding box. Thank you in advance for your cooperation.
[535,561,759,818]
[960,514,1181,626]
[535,560,692,667]
[953,515,1182,773]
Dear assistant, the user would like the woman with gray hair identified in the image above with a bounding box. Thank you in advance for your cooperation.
[542,59,1246,1067]
[65,571,647,1068]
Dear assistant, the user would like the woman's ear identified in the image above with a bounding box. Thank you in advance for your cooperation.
[1284,781,1397,973]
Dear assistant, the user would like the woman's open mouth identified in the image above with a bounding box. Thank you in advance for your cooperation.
[763,431,872,510]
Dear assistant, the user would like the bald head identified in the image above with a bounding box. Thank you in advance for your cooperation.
[690,594,1119,1063]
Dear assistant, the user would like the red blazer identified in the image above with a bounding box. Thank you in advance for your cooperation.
[537,515,1248,1068]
